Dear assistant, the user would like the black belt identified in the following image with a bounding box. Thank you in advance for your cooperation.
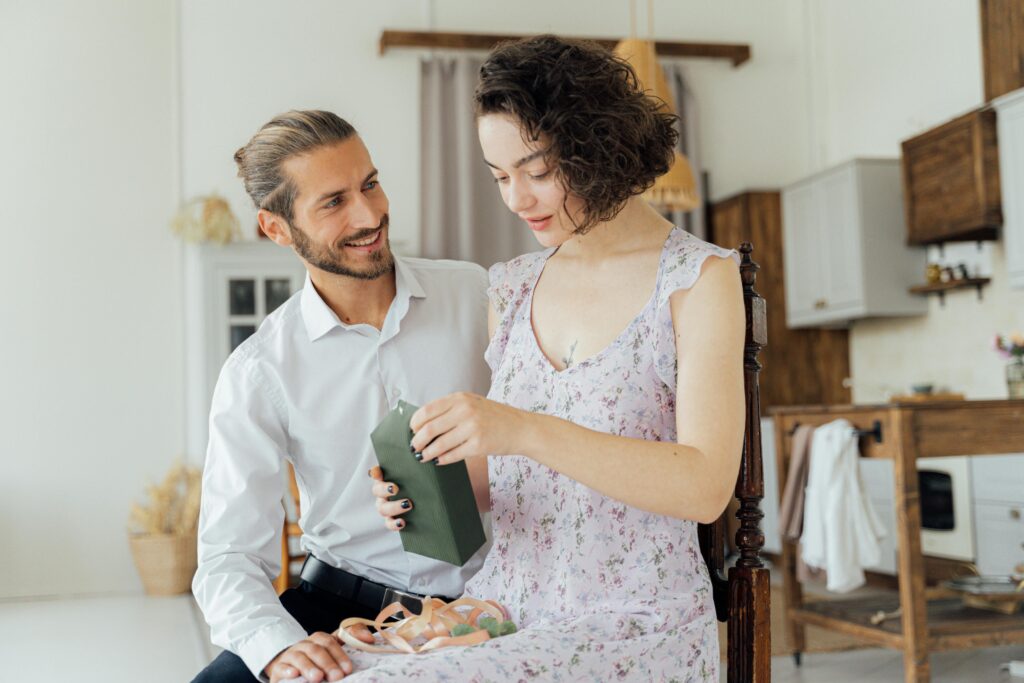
[299,555,453,615]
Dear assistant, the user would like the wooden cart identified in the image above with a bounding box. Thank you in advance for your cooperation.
[771,399,1024,683]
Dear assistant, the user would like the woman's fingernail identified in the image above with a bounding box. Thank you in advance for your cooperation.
[414,452,423,461]
[401,500,411,509]
[409,443,416,453]
[388,485,395,494]
[342,661,353,674]
[396,519,405,529]
[328,668,343,681]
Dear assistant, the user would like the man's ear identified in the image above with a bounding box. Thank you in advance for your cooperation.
[258,209,293,246]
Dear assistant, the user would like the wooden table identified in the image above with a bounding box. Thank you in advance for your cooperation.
[771,400,1024,683]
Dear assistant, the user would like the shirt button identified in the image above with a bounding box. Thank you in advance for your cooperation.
[391,387,402,400]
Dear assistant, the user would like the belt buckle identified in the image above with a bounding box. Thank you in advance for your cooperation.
[383,587,424,615]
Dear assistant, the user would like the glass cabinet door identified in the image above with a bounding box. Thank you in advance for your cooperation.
[226,276,296,353]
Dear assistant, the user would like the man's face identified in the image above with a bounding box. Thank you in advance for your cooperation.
[281,137,393,280]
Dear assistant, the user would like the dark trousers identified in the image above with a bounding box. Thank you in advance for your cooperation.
[190,581,380,683]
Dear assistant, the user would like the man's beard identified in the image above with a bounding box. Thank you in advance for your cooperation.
[290,215,394,280]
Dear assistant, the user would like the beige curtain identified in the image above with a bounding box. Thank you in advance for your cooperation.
[419,56,705,265]
[420,55,537,267]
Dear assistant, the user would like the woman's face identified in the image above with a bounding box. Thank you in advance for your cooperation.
[477,113,585,248]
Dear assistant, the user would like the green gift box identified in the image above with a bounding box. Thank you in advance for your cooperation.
[370,400,486,566]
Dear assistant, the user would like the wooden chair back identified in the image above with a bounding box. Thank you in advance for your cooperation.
[697,242,771,682]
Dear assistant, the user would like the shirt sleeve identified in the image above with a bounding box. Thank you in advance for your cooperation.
[191,351,308,679]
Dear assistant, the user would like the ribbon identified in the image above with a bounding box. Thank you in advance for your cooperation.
[336,597,511,654]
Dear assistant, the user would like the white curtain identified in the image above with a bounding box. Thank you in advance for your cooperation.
[419,55,706,265]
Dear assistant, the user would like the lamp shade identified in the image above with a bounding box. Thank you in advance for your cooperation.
[613,38,700,212]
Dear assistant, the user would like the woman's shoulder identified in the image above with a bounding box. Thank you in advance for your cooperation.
[657,228,740,307]
[487,248,551,314]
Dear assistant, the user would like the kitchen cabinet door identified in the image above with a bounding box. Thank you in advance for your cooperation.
[781,181,823,323]
[974,501,1024,576]
[782,159,926,328]
[995,87,1024,290]
[970,453,1024,505]
[818,164,864,311]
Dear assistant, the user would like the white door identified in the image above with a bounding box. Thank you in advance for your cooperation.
[818,164,863,312]
[782,181,824,325]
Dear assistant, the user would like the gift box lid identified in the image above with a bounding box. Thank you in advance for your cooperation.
[370,401,486,566]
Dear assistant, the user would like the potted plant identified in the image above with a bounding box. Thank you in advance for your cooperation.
[127,460,202,595]
[994,332,1024,399]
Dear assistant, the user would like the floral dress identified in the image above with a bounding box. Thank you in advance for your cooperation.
[341,227,739,682]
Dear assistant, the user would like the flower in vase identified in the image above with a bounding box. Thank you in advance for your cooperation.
[994,332,1024,360]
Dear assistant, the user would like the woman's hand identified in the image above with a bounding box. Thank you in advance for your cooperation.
[368,466,412,531]
[410,392,532,465]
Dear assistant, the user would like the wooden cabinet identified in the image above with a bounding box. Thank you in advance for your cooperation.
[711,191,850,412]
[994,87,1024,290]
[901,108,1002,245]
[981,0,1024,102]
[781,159,927,328]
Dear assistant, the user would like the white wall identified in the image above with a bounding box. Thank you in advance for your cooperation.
[0,1,181,598]
[799,0,1024,402]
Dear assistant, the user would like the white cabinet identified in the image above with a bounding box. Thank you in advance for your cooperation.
[782,159,928,328]
[974,502,1024,575]
[994,87,1024,290]
[970,454,1024,575]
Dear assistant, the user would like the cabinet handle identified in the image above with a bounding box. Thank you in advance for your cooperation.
[814,298,827,309]
[1011,508,1021,520]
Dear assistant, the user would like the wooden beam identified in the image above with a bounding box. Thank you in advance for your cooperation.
[379,30,751,66]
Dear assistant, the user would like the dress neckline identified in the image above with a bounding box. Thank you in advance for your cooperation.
[524,226,681,376]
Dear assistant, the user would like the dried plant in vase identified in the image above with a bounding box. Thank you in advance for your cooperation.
[127,459,203,595]
[170,194,241,244]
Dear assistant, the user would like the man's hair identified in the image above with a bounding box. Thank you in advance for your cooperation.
[234,110,357,222]
[474,35,678,234]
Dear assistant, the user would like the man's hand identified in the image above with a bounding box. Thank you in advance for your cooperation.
[264,632,354,683]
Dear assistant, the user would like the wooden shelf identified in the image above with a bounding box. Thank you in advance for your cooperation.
[792,595,1024,651]
[379,30,751,66]
[908,277,991,305]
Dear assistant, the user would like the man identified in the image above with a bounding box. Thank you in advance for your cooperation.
[191,110,490,683]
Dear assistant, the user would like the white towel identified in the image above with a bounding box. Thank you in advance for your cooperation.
[800,419,887,593]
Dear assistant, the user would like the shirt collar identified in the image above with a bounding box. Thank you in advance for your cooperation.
[300,256,425,342]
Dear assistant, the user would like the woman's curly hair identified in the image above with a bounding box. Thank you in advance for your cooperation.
[474,35,678,234]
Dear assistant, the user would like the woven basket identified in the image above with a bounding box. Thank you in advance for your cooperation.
[129,532,197,595]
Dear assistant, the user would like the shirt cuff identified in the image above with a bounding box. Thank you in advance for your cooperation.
[236,622,309,681]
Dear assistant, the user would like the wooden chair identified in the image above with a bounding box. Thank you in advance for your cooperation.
[697,242,771,682]
[274,463,306,594]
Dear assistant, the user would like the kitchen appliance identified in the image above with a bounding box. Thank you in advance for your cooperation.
[918,456,975,562]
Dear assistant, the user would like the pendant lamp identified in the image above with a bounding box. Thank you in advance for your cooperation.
[613,4,700,212]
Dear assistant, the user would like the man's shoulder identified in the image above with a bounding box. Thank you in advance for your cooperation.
[401,256,487,288]
[399,255,487,280]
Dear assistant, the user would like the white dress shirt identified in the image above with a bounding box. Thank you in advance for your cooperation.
[192,255,492,678]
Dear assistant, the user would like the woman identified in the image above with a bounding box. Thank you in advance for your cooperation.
[357,35,743,681]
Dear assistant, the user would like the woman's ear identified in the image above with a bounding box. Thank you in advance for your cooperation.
[257,209,293,247]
